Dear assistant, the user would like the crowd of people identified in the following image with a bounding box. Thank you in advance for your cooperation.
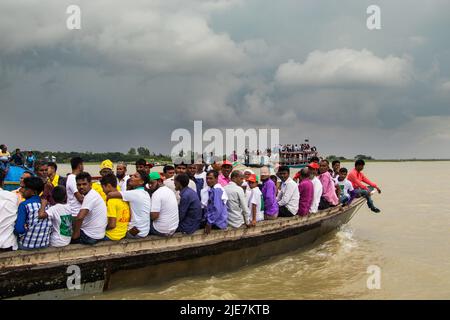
[0,147,381,252]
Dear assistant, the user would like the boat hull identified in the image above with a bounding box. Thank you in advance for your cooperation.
[0,199,365,299]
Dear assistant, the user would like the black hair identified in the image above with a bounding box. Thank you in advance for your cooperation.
[277,165,290,174]
[76,172,92,183]
[175,162,187,168]
[206,170,219,179]
[100,173,118,188]
[34,160,48,171]
[355,159,365,167]
[0,169,5,185]
[71,157,83,170]
[23,177,44,194]
[52,186,67,203]
[321,159,329,165]
[136,170,150,186]
[332,160,341,166]
[48,162,57,171]
[230,170,242,180]
[339,167,348,174]
[309,156,320,163]
[163,165,175,173]
[300,168,310,179]
[135,159,146,166]
[174,173,190,188]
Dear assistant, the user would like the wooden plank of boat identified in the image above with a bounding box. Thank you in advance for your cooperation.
[0,197,366,299]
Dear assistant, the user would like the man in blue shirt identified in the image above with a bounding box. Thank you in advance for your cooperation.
[14,177,51,250]
[175,174,202,234]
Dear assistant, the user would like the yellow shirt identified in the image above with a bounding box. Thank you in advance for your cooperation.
[92,182,120,203]
[105,199,131,241]
[51,174,60,187]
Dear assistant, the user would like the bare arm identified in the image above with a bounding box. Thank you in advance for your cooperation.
[107,191,123,200]
[72,209,89,239]
[74,191,84,204]
[106,217,116,230]
[150,212,160,221]
[38,199,49,219]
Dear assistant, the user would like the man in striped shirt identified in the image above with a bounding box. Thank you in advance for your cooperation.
[14,177,51,250]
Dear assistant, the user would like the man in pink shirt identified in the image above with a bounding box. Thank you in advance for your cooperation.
[318,160,340,209]
[218,160,233,187]
[347,159,381,213]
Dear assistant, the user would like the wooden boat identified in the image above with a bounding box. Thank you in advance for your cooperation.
[0,197,368,300]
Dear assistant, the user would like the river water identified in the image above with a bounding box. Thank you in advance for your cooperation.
[59,162,450,299]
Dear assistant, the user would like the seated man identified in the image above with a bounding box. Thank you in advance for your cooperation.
[100,173,131,241]
[71,172,108,245]
[147,172,179,237]
[246,174,264,225]
[200,170,228,234]
[308,162,323,214]
[276,166,299,217]
[334,167,354,205]
[14,177,51,250]
[38,186,73,247]
[224,170,249,229]
[297,168,314,216]
[260,166,278,220]
[175,173,203,234]
[347,159,381,213]
[0,169,19,251]
[318,160,339,210]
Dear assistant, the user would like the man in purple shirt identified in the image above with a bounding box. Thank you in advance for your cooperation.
[318,160,339,209]
[297,168,314,216]
[260,166,278,219]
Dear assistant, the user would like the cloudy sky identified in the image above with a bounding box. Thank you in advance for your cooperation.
[1,0,450,159]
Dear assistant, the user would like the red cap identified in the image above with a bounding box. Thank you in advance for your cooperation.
[247,174,257,183]
[221,160,233,166]
[308,162,319,169]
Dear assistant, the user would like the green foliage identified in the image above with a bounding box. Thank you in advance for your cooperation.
[354,154,374,160]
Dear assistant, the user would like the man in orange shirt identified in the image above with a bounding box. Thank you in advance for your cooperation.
[347,159,381,213]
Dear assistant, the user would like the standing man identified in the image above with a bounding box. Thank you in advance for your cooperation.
[35,161,55,205]
[0,145,10,172]
[201,170,228,234]
[66,157,84,217]
[163,165,175,181]
[10,149,24,166]
[25,151,36,171]
[135,159,147,173]
[318,160,340,210]
[297,168,314,216]
[71,172,107,245]
[0,169,18,251]
[276,166,299,217]
[224,170,249,229]
[47,162,66,188]
[175,174,202,234]
[308,162,323,214]
[194,159,207,199]
[260,166,278,220]
[347,159,381,213]
[116,162,130,192]
[147,172,179,236]
[218,160,233,187]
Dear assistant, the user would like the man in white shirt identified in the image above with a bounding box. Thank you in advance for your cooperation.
[147,172,179,236]
[116,162,130,192]
[66,157,84,217]
[334,167,354,205]
[71,172,107,245]
[0,169,18,251]
[224,170,249,229]
[107,170,151,238]
[164,163,197,202]
[308,162,323,213]
[276,166,299,217]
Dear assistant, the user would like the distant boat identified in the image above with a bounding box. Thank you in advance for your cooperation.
[3,165,32,191]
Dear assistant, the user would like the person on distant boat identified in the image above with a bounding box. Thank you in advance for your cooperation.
[92,160,118,202]
[347,159,381,213]
[218,160,233,187]
[0,145,11,172]
[66,157,84,217]
[116,162,130,192]
[224,170,249,229]
[334,167,354,205]
[14,177,51,250]
[318,160,340,210]
[71,172,107,245]
[10,148,24,166]
[260,166,278,220]
[38,186,73,247]
[99,173,130,241]
[175,174,203,234]
[35,160,56,205]
[147,172,179,237]
[201,170,228,234]
[47,162,67,188]
[308,162,322,214]
[135,159,147,173]
[297,168,314,216]
[276,166,299,217]
[24,151,36,171]
[0,169,19,251]
[331,160,341,179]
[107,170,151,238]
[246,174,264,225]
